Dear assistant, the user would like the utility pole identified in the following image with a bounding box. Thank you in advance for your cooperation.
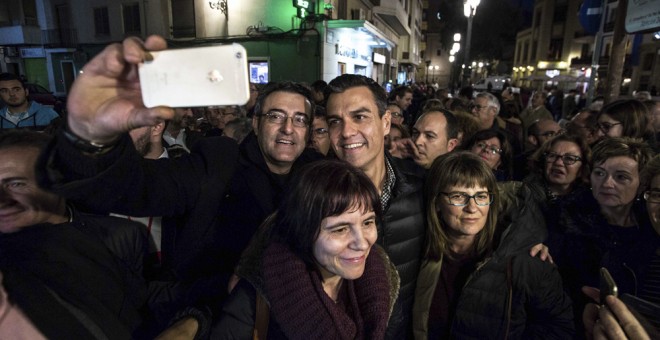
[604,0,628,104]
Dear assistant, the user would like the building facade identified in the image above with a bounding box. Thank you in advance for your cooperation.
[0,0,424,97]
[512,0,659,95]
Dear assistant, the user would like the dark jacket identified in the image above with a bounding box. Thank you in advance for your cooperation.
[412,185,574,339]
[37,130,239,303]
[552,189,659,320]
[213,243,399,339]
[380,154,427,338]
[216,132,324,280]
[0,209,152,339]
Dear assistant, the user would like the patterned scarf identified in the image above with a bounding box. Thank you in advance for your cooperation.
[262,242,391,339]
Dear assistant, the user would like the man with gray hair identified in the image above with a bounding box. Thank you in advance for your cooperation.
[471,92,500,131]
[472,91,522,154]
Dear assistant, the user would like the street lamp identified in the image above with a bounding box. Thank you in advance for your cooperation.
[463,0,480,86]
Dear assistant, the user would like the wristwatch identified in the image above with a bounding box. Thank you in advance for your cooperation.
[62,124,118,155]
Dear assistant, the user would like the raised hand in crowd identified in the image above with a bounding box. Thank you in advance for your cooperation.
[582,286,650,340]
[66,35,172,144]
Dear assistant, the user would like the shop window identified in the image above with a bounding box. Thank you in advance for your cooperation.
[94,7,110,36]
[123,3,141,36]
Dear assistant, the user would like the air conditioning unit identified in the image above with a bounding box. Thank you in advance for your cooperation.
[350,8,366,20]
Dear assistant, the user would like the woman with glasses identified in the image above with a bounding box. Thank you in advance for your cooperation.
[548,137,655,334]
[526,134,591,201]
[596,99,649,140]
[463,129,513,181]
[413,152,574,339]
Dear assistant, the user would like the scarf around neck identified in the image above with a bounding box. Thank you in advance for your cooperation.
[262,242,391,339]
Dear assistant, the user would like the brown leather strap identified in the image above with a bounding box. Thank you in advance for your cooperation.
[253,293,269,340]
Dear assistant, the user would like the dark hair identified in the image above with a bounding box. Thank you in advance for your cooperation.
[416,109,459,140]
[598,99,649,139]
[253,82,314,119]
[389,123,410,139]
[462,129,513,179]
[531,133,592,180]
[0,130,51,150]
[325,74,388,117]
[0,73,26,88]
[590,137,653,173]
[313,105,326,119]
[270,160,382,267]
[424,151,498,261]
[388,85,413,102]
[528,118,555,137]
[310,80,328,93]
[641,155,660,190]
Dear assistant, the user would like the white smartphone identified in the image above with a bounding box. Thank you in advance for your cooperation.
[139,44,250,108]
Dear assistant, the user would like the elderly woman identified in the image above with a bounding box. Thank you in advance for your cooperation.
[526,133,591,200]
[413,152,573,339]
[213,160,399,339]
[463,129,513,181]
[551,137,655,334]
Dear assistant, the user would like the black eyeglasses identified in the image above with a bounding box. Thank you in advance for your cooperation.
[544,152,582,165]
[597,122,622,133]
[391,111,403,118]
[440,191,494,206]
[476,142,502,155]
[644,190,660,203]
[261,111,310,127]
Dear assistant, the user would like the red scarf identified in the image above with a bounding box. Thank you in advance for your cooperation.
[262,242,391,339]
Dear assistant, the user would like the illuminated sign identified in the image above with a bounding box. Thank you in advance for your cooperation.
[293,0,314,19]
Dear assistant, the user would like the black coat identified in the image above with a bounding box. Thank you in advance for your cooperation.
[37,130,240,303]
[216,132,324,279]
[413,184,575,339]
[380,154,426,339]
[0,210,152,339]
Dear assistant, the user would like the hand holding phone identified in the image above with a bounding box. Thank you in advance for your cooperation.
[599,267,618,305]
[139,44,250,108]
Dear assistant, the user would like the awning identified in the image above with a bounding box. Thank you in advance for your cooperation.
[326,20,396,51]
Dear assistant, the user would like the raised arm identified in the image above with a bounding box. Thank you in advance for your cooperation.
[66,35,173,144]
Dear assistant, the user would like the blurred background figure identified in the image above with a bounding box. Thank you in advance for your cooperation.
[222,117,252,144]
[463,129,513,181]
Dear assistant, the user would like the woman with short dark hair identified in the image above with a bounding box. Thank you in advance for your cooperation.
[213,160,399,339]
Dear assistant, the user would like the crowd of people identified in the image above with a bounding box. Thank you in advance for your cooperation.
[1,35,659,339]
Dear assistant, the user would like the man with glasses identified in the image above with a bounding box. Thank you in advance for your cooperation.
[34,36,322,314]
[566,109,599,146]
[472,92,522,155]
[308,106,332,156]
[388,103,405,126]
[514,118,561,179]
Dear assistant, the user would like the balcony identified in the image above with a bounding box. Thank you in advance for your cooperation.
[372,1,411,36]
[0,24,41,45]
[42,29,78,48]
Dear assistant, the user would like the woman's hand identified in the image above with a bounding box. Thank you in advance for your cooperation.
[582,286,650,340]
